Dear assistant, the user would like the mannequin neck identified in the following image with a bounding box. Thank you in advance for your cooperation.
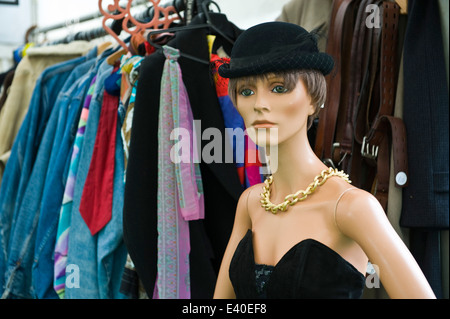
[265,129,327,198]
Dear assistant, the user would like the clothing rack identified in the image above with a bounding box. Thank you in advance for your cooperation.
[31,0,145,43]
[31,0,217,48]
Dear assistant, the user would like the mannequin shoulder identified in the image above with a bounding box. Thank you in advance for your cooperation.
[333,187,388,236]
[239,183,265,204]
[336,185,376,205]
[236,183,265,219]
[235,183,263,214]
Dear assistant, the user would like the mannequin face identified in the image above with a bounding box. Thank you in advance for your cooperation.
[235,73,315,147]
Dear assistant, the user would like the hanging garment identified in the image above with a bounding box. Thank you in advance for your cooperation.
[0,41,94,185]
[79,66,120,236]
[155,45,204,298]
[0,67,15,114]
[32,56,102,299]
[119,54,144,172]
[63,58,127,299]
[54,75,98,299]
[276,0,333,52]
[401,0,449,298]
[0,48,97,299]
[123,13,243,298]
[94,76,128,300]
[117,54,148,299]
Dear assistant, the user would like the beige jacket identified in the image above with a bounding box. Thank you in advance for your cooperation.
[0,41,93,185]
[276,0,333,52]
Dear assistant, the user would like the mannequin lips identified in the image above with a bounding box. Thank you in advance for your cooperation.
[252,120,276,128]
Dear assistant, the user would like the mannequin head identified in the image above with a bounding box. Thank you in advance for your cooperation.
[227,70,326,147]
[218,21,333,147]
[228,69,326,130]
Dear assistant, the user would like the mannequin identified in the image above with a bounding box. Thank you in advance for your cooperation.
[213,22,435,299]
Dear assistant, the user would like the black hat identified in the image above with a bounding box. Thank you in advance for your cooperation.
[218,21,334,78]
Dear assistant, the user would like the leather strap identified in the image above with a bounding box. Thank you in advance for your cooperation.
[314,0,342,160]
[365,1,400,140]
[349,0,383,190]
[342,0,383,188]
[315,0,406,211]
[354,0,383,147]
[315,0,354,161]
[333,0,371,173]
[359,1,405,210]
[370,115,409,209]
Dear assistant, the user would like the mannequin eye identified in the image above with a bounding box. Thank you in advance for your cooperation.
[240,88,254,97]
[272,85,288,94]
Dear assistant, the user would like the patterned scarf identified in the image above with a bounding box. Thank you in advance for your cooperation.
[156,45,204,299]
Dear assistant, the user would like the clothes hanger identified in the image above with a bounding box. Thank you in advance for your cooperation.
[99,0,182,51]
[147,24,213,65]
[196,0,234,45]
[146,0,234,65]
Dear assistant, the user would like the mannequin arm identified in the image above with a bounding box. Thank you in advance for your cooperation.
[335,188,436,299]
[213,187,253,299]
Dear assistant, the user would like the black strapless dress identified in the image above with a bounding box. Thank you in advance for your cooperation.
[229,230,365,299]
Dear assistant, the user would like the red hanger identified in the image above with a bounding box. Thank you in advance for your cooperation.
[99,0,182,51]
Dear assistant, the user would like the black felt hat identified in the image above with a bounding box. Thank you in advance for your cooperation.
[218,21,334,78]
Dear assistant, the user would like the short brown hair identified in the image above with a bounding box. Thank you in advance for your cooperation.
[228,70,326,129]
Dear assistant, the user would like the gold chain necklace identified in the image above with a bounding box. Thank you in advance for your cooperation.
[260,167,351,214]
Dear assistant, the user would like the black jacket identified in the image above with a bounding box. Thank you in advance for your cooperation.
[123,13,243,298]
[401,0,449,230]
[400,0,448,298]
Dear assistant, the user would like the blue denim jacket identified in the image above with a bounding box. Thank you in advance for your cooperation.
[64,59,128,299]
[0,49,97,298]
[32,56,102,299]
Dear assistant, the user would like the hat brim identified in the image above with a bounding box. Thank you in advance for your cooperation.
[218,52,335,78]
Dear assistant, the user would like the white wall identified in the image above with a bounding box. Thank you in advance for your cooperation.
[0,0,33,45]
[0,0,33,71]
[0,0,292,72]
[215,0,291,29]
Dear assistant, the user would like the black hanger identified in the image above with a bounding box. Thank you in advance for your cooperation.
[199,0,234,45]
[146,0,234,65]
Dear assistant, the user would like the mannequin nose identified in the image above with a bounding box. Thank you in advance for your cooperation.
[253,94,270,113]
